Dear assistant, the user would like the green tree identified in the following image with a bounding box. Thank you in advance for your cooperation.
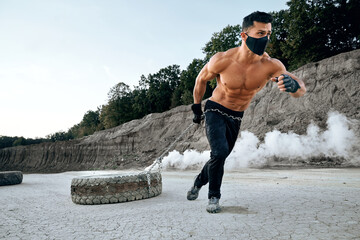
[132,86,149,119]
[107,82,131,101]
[79,110,101,136]
[281,0,360,70]
[67,123,84,139]
[202,24,242,62]
[145,65,180,113]
[0,136,51,148]
[100,82,134,129]
[46,132,70,142]
[171,58,212,107]
[12,137,26,146]
[267,9,290,68]
[180,59,206,105]
[0,136,16,148]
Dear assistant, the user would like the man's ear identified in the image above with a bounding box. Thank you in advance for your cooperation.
[240,32,247,41]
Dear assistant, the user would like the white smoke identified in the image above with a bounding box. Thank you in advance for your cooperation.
[162,111,359,169]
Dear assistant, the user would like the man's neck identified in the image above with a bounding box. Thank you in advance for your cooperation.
[239,44,263,64]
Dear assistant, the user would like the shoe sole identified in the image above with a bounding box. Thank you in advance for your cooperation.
[187,192,198,200]
[187,187,200,201]
[206,207,221,213]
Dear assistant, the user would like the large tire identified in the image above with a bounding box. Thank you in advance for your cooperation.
[71,171,162,205]
[0,171,23,186]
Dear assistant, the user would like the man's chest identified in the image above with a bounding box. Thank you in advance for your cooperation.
[219,63,272,91]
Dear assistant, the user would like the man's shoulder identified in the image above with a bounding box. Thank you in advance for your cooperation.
[211,47,239,63]
[223,47,240,58]
[261,53,286,76]
[208,48,239,74]
[262,53,284,67]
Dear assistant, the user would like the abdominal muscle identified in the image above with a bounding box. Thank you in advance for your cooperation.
[210,84,256,112]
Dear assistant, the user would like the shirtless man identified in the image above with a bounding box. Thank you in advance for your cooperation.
[187,11,306,213]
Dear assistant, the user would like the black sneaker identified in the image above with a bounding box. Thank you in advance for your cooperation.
[206,197,221,213]
[187,186,201,200]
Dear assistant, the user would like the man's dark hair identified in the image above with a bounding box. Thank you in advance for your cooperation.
[242,11,273,31]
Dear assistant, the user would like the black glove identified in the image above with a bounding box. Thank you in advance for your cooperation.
[277,74,301,93]
[191,104,204,124]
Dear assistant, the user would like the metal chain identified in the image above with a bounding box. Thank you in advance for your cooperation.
[145,122,195,192]
[204,108,243,121]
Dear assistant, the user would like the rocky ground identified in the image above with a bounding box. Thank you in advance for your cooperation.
[1,168,359,239]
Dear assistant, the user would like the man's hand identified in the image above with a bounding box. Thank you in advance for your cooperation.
[191,104,204,124]
[272,74,301,93]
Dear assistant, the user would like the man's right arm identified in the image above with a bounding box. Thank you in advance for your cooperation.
[191,53,224,123]
[193,53,223,104]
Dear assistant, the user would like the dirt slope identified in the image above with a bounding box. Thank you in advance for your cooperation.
[1,50,359,172]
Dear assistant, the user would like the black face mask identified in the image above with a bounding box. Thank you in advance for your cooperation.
[245,33,269,56]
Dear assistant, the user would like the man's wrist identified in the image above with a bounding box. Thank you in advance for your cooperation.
[191,103,203,115]
[282,74,301,93]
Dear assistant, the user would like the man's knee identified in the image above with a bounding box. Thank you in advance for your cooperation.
[209,149,230,164]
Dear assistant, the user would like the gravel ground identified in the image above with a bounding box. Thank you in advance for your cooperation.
[1,168,359,240]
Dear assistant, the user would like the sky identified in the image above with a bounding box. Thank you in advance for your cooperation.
[0,0,288,138]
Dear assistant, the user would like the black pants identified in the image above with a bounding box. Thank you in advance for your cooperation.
[194,100,243,199]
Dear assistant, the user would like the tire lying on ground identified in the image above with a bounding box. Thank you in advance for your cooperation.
[71,171,162,205]
[0,171,23,186]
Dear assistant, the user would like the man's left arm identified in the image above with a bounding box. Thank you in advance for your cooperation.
[270,59,306,98]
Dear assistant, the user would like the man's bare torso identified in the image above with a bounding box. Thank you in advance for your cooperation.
[210,47,278,111]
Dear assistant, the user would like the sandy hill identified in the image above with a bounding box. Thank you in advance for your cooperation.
[1,50,359,173]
